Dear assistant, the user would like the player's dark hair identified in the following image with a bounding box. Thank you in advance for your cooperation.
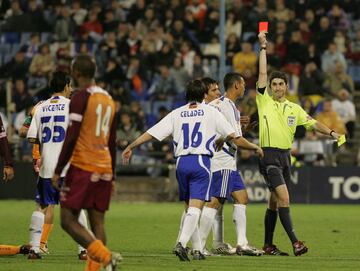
[71,54,96,79]
[201,77,218,94]
[185,79,206,103]
[269,71,288,85]
[223,72,243,91]
[49,71,71,94]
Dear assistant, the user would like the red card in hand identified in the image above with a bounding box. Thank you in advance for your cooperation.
[259,21,268,33]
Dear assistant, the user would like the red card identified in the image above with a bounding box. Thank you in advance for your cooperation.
[259,21,268,33]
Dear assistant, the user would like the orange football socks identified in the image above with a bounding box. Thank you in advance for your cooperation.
[84,258,102,271]
[86,240,111,266]
[40,223,53,247]
[0,245,20,255]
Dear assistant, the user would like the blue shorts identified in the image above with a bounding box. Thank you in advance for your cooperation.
[35,177,63,206]
[210,169,246,200]
[176,155,211,202]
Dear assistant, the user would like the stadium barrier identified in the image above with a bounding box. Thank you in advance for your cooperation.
[1,163,359,203]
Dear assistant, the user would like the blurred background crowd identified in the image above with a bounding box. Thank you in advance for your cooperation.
[0,0,359,175]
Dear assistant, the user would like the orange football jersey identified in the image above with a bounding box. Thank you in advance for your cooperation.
[70,88,116,173]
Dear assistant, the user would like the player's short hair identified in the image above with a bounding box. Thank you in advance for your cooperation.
[223,72,243,91]
[71,54,96,79]
[49,71,71,94]
[269,71,288,85]
[201,77,218,94]
[185,79,206,103]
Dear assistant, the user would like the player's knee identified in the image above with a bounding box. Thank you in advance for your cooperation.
[277,197,289,207]
[206,197,223,209]
[233,190,248,205]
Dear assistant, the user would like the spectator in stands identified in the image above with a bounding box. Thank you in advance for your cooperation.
[71,0,87,27]
[226,32,241,66]
[200,9,219,43]
[294,130,325,166]
[233,41,257,75]
[285,30,308,66]
[24,33,40,60]
[127,0,146,25]
[301,97,316,117]
[96,31,119,75]
[150,65,178,101]
[180,41,195,76]
[186,0,207,30]
[110,81,132,107]
[116,111,142,150]
[184,9,199,34]
[54,4,76,42]
[56,42,72,73]
[192,54,209,79]
[334,30,346,54]
[80,10,103,40]
[4,0,22,20]
[324,61,354,96]
[305,43,321,68]
[332,89,356,138]
[299,20,312,44]
[127,29,142,57]
[298,62,325,97]
[225,11,242,39]
[156,42,175,68]
[203,35,220,58]
[304,9,317,33]
[135,7,159,38]
[328,4,350,32]
[314,16,334,52]
[110,0,126,22]
[26,0,47,32]
[266,41,282,71]
[162,9,174,31]
[29,43,54,78]
[170,56,190,94]
[321,42,347,74]
[102,8,119,33]
[103,58,125,87]
[247,0,268,32]
[11,78,32,113]
[349,29,360,62]
[315,98,347,136]
[129,101,145,131]
[0,49,29,80]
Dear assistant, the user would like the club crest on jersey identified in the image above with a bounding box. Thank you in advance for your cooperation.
[287,116,295,126]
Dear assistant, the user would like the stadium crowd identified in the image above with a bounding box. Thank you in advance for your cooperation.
[0,0,359,170]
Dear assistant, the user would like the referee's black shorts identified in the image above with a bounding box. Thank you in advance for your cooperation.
[259,147,291,191]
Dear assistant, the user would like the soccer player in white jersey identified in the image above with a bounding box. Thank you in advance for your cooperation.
[199,72,264,256]
[122,79,241,261]
[26,72,88,259]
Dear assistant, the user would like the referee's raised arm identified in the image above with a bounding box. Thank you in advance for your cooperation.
[258,31,268,91]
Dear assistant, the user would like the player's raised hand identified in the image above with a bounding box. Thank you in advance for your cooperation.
[51,174,61,191]
[122,146,133,165]
[258,31,267,47]
[3,166,14,182]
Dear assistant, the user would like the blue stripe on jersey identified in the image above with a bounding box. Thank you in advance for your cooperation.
[222,146,235,157]
[228,100,240,122]
[173,140,178,146]
[220,96,225,101]
[205,134,216,157]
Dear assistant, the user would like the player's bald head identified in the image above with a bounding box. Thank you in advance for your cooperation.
[71,54,96,79]
[185,79,206,103]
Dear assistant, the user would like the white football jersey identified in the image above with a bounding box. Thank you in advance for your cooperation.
[27,95,70,178]
[209,96,242,172]
[147,102,235,157]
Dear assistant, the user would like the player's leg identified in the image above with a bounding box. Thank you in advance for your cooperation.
[277,162,308,256]
[28,204,46,259]
[212,204,224,248]
[199,197,221,253]
[175,203,188,244]
[0,245,30,255]
[77,209,89,260]
[40,204,54,254]
[264,192,278,247]
[174,155,209,261]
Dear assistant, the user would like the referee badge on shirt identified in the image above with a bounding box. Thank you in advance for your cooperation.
[287,116,295,126]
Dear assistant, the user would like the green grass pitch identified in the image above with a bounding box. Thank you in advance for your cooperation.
[0,200,359,271]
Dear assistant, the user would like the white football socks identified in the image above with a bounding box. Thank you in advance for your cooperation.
[212,205,224,248]
[199,206,217,249]
[175,210,186,244]
[178,207,201,248]
[77,209,88,253]
[233,204,248,246]
[29,211,45,253]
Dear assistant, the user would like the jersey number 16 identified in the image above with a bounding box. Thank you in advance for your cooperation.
[182,122,202,149]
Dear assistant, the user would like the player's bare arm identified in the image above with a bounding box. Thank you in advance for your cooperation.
[257,31,268,89]
[122,132,154,163]
[232,137,264,158]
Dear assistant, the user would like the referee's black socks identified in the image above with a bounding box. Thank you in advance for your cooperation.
[278,207,298,244]
[264,208,278,246]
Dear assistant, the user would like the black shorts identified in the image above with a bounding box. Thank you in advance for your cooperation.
[259,148,291,191]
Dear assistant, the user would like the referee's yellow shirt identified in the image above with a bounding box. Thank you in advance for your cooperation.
[256,87,317,149]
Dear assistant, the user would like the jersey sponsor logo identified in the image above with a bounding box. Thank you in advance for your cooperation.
[287,116,295,126]
[180,109,204,118]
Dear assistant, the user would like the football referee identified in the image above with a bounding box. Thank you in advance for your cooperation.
[256,31,343,256]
